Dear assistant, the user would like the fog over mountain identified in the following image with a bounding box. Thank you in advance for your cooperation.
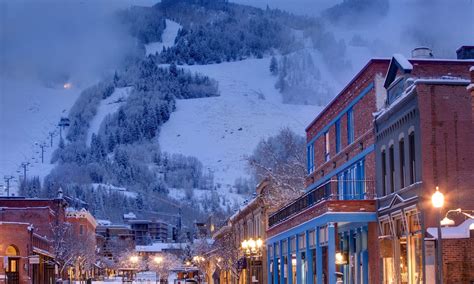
[234,0,473,67]
[0,0,142,86]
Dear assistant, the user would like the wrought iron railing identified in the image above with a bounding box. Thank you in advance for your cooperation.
[268,179,375,228]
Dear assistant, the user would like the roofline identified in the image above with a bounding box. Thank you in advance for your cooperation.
[305,58,390,132]
[456,45,474,53]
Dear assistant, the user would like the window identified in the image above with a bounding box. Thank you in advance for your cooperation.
[347,108,354,144]
[381,150,387,195]
[307,144,315,173]
[399,138,405,189]
[409,132,416,184]
[335,119,341,153]
[389,145,395,193]
[324,132,330,161]
[79,224,84,235]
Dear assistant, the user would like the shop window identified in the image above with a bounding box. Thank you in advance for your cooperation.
[290,237,296,253]
[309,230,316,248]
[318,226,328,247]
[298,234,306,250]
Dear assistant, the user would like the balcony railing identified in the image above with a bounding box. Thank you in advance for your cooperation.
[268,179,375,228]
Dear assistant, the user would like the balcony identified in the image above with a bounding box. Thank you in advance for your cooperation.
[268,179,375,228]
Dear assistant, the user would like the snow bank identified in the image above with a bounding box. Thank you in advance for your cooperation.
[145,19,182,56]
[87,87,132,145]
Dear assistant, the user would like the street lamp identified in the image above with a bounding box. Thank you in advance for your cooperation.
[241,238,264,256]
[130,256,139,263]
[154,256,163,264]
[431,186,444,284]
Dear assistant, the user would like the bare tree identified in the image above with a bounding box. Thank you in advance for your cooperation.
[247,127,306,208]
[51,222,96,281]
[212,226,240,283]
[148,253,181,282]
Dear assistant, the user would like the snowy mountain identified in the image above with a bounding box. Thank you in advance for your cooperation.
[3,0,472,224]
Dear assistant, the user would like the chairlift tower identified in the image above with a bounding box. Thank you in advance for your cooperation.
[3,175,14,197]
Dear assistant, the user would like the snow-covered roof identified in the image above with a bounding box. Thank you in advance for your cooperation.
[123,212,137,219]
[135,242,186,252]
[229,197,259,222]
[393,54,413,71]
[375,76,470,120]
[97,219,112,226]
[427,219,474,239]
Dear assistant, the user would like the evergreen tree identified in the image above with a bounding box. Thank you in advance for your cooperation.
[270,56,278,76]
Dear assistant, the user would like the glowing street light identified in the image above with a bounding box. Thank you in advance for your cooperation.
[432,186,445,208]
[431,186,444,284]
[241,238,264,256]
[130,255,139,263]
[154,256,163,264]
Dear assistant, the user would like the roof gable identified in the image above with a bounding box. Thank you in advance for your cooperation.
[384,54,413,88]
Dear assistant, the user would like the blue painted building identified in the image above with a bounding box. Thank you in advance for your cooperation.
[265,59,390,284]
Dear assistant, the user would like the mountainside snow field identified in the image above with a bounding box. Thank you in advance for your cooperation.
[159,57,323,191]
[145,19,182,56]
[87,86,133,145]
[0,77,86,193]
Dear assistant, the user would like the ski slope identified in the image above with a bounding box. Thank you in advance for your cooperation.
[0,77,86,194]
[159,57,323,192]
[145,20,182,56]
[87,86,133,145]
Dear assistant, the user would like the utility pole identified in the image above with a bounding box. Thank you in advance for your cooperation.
[35,142,47,163]
[3,175,14,197]
[20,162,30,184]
[48,131,55,147]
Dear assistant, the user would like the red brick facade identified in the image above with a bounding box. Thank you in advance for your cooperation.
[442,235,474,284]
[305,59,390,190]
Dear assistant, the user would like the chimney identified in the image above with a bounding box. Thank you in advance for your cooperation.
[456,46,474,60]
[411,47,434,59]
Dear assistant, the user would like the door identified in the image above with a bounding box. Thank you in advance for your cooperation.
[6,257,20,284]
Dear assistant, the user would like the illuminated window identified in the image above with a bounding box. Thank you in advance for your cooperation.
[6,245,18,256]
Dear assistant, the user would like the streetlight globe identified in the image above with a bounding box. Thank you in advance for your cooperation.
[130,256,139,263]
[248,238,256,249]
[256,238,263,248]
[432,186,445,208]
[154,256,163,264]
[241,240,248,249]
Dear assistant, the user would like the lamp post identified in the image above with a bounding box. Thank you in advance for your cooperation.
[431,186,444,284]
[129,255,139,281]
[241,238,264,284]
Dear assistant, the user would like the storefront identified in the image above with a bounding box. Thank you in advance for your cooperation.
[378,206,424,284]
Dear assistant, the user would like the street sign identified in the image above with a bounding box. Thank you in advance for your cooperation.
[29,255,40,264]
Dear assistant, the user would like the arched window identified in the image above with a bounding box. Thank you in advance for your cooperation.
[6,245,18,256]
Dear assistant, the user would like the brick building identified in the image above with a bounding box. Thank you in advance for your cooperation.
[96,222,135,265]
[374,50,474,284]
[207,179,274,284]
[0,196,67,284]
[266,58,390,284]
[64,208,98,281]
